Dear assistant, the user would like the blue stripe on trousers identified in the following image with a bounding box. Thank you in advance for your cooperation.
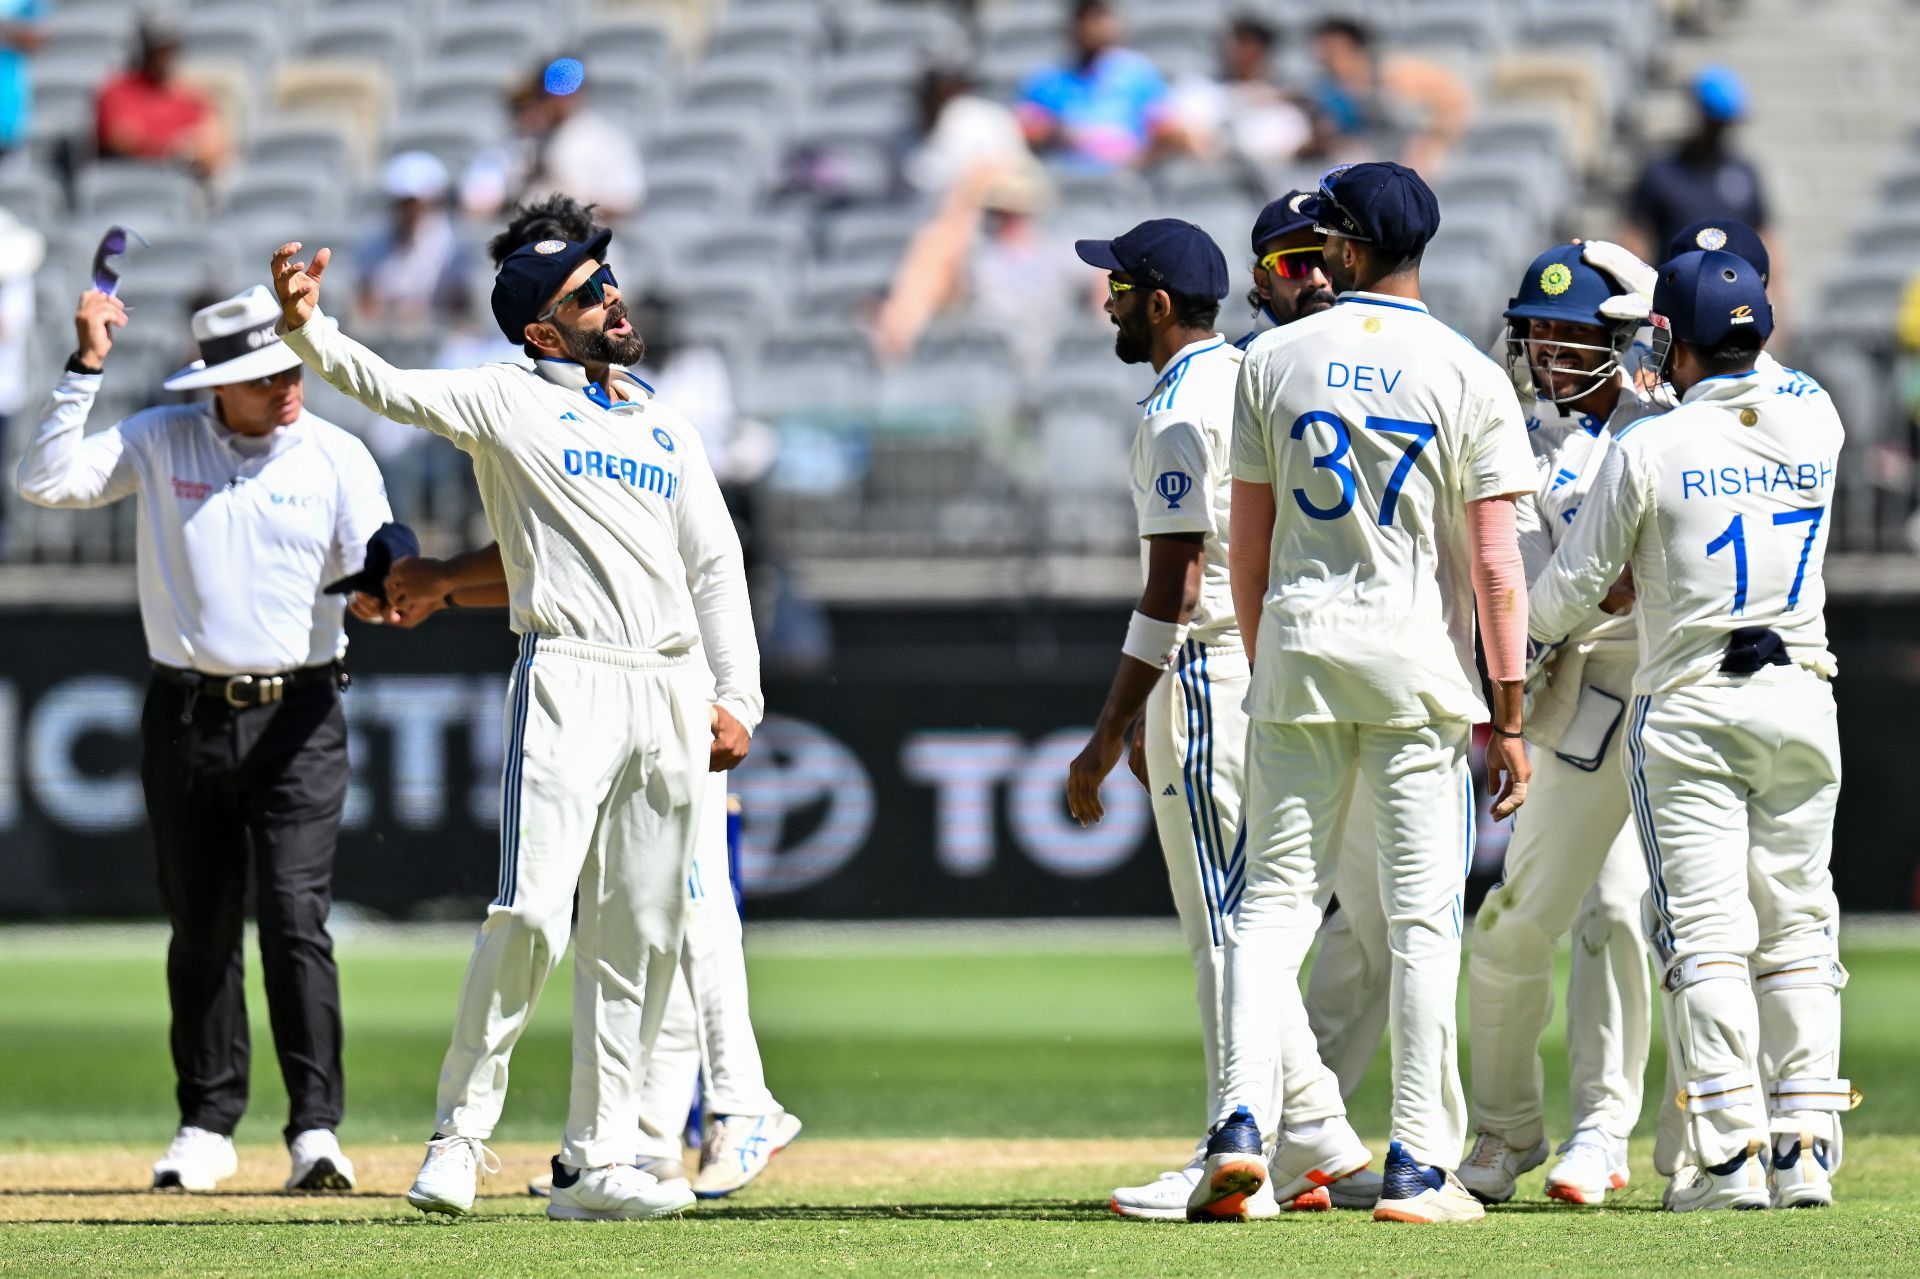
[1626,694,1675,953]
[495,633,537,908]
[1195,644,1242,917]
[1176,641,1224,945]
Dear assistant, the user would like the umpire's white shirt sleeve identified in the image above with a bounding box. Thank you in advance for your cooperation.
[15,370,142,507]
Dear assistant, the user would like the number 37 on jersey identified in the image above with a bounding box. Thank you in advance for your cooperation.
[1287,411,1437,527]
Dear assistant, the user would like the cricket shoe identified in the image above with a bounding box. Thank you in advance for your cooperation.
[151,1126,237,1191]
[1113,1161,1279,1221]
[1372,1141,1486,1223]
[1544,1134,1629,1206]
[548,1159,696,1221]
[286,1128,355,1192]
[530,1155,685,1198]
[406,1134,500,1217]
[1664,1143,1769,1212]
[1269,1116,1372,1209]
[693,1111,803,1198]
[1770,1133,1833,1209]
[1457,1131,1548,1205]
[1185,1107,1268,1221]
[1329,1168,1383,1210]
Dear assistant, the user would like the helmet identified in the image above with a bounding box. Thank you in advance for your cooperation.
[1647,248,1773,382]
[1501,244,1637,406]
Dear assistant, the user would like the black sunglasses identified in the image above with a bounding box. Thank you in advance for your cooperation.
[538,264,617,323]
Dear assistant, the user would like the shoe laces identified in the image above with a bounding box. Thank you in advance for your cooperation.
[1463,1133,1509,1170]
[425,1135,500,1178]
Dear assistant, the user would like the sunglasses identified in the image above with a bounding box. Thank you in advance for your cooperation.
[538,263,617,322]
[1106,276,1136,298]
[239,367,302,391]
[1258,246,1327,280]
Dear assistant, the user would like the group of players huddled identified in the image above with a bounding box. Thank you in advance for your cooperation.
[1066,160,1849,1222]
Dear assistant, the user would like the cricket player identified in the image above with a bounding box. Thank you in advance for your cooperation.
[1190,161,1536,1225]
[1460,244,1659,1207]
[380,540,800,1198]
[1529,249,1850,1211]
[1064,217,1295,1220]
[268,226,761,1223]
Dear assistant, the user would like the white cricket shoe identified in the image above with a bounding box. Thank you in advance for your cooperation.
[1269,1117,1372,1208]
[1770,1133,1834,1209]
[151,1126,237,1192]
[548,1160,696,1221]
[530,1154,685,1198]
[1665,1143,1770,1212]
[1544,1134,1629,1206]
[692,1111,803,1199]
[1373,1141,1485,1224]
[1457,1131,1548,1204]
[286,1128,356,1192]
[406,1134,499,1217]
[1112,1161,1282,1220]
[1329,1167,1383,1210]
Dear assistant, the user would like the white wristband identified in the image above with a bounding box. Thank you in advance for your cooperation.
[1122,610,1188,668]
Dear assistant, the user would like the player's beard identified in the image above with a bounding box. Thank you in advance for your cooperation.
[559,303,646,368]
[1112,305,1153,365]
[1272,284,1336,326]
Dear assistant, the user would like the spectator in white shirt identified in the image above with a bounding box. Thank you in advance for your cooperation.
[356,151,471,332]
[1167,17,1316,169]
[462,59,645,221]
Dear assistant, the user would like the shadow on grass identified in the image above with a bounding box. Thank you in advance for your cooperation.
[13,1200,1128,1226]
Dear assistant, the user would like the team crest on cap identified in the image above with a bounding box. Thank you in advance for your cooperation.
[534,239,567,254]
[1288,192,1309,212]
[1540,263,1573,296]
[1696,226,1729,251]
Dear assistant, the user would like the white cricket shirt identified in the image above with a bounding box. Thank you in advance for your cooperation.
[16,371,391,675]
[282,314,763,732]
[1130,334,1242,649]
[1231,291,1537,726]
[1529,364,1843,694]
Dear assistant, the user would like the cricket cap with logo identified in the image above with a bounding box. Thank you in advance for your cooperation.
[1074,218,1230,299]
[163,285,314,391]
[1651,248,1773,347]
[1504,243,1621,329]
[1665,218,1770,283]
[490,226,613,343]
[1250,189,1315,253]
[1298,161,1440,256]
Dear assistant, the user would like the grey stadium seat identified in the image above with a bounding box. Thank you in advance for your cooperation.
[76,163,206,228]
[838,3,967,59]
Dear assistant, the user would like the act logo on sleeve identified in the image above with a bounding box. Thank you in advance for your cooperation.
[1156,471,1193,510]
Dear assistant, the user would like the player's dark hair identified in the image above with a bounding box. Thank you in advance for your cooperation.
[1166,288,1222,331]
[1691,327,1765,375]
[1313,16,1372,48]
[488,194,602,266]
[1230,16,1277,48]
[1072,0,1110,21]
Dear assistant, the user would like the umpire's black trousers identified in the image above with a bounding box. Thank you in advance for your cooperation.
[140,672,349,1144]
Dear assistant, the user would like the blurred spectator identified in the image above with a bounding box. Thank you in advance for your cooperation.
[630,293,770,490]
[1308,16,1471,173]
[1624,66,1770,267]
[1013,0,1176,172]
[461,57,644,220]
[0,205,41,550]
[0,0,45,164]
[355,152,471,332]
[873,161,1095,379]
[1897,272,1920,552]
[902,61,1033,199]
[94,18,227,176]
[1167,17,1315,170]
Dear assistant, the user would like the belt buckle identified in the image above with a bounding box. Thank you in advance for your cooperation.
[222,674,285,708]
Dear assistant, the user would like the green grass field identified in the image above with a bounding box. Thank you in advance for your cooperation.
[3,923,1918,1277]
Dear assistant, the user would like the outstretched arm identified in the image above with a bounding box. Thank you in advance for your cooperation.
[16,290,140,509]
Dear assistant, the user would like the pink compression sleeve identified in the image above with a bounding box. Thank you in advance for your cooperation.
[1468,496,1528,683]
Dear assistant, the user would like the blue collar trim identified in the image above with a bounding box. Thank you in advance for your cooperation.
[1137,336,1225,407]
[1335,291,1428,314]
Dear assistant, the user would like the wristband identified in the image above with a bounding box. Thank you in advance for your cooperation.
[66,351,103,375]
[1121,610,1189,669]
[1489,726,1524,739]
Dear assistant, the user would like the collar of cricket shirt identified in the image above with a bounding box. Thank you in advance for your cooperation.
[1138,334,1227,407]
[1679,366,1765,408]
[532,358,656,411]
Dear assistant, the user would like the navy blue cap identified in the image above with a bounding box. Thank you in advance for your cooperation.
[1250,190,1315,253]
[1075,218,1229,300]
[1504,243,1621,327]
[1651,249,1772,347]
[490,227,613,343]
[1665,219,1769,283]
[1298,161,1439,256]
[324,522,421,598]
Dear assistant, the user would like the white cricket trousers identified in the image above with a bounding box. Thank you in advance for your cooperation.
[1303,788,1390,1100]
[435,635,711,1169]
[636,789,783,1162]
[1144,641,1330,1139]
[1468,653,1653,1149]
[1627,669,1846,1169]
[1222,717,1475,1168]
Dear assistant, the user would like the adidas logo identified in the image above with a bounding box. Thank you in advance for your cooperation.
[1161,784,1176,796]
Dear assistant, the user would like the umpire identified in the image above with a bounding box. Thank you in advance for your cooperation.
[16,281,393,1192]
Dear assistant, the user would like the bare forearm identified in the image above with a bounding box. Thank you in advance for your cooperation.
[1488,679,1524,735]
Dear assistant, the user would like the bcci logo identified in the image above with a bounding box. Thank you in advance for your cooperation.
[1696,226,1729,251]
[1156,470,1193,510]
[1540,263,1573,296]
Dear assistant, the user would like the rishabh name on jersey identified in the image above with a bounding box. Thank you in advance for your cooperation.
[1529,363,1843,695]
[1230,291,1537,727]
[1517,383,1657,654]
[1130,334,1243,649]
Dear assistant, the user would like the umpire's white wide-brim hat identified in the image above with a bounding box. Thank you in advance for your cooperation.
[163,284,309,391]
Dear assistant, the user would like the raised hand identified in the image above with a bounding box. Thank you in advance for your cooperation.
[269,242,331,330]
[73,290,128,367]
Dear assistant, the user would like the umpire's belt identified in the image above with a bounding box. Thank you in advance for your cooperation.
[152,662,342,709]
